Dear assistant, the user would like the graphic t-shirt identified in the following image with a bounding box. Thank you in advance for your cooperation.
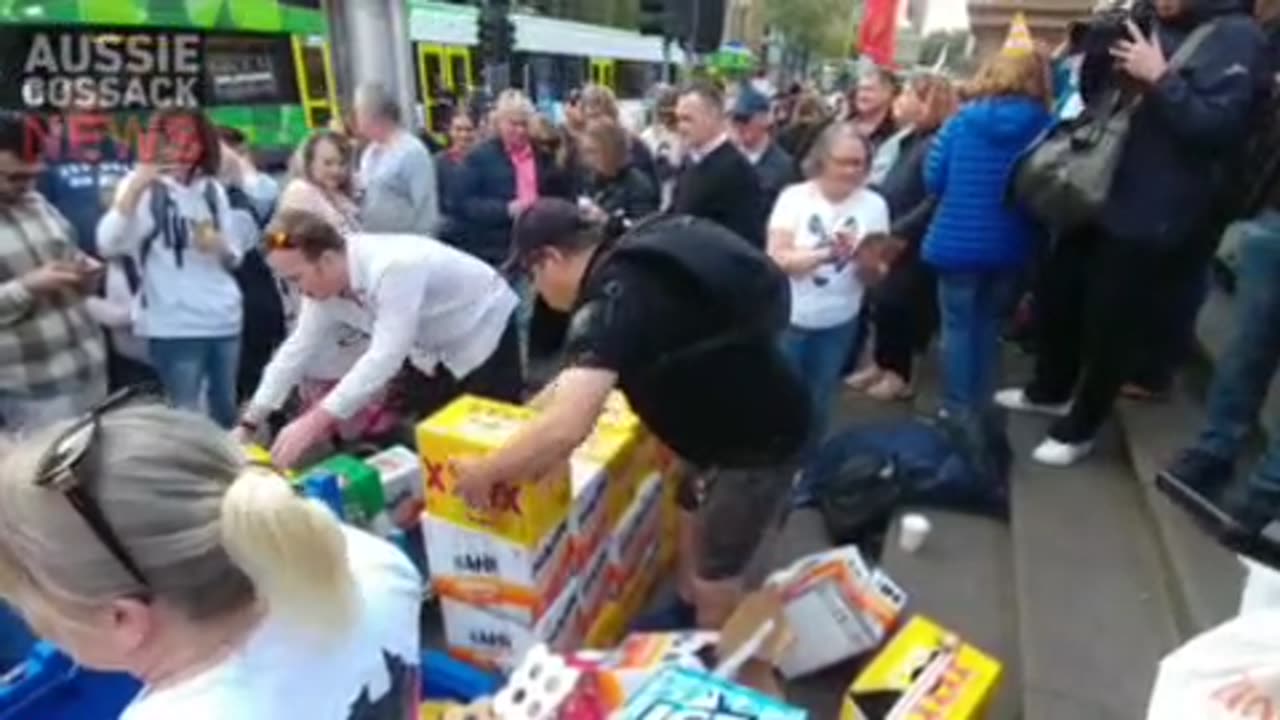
[120,528,423,720]
[768,181,889,330]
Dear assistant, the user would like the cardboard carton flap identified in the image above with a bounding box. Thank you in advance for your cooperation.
[718,589,794,668]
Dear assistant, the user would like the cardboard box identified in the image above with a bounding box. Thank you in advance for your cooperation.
[621,667,808,719]
[423,513,574,624]
[569,461,610,566]
[608,473,664,594]
[366,445,424,529]
[442,580,582,672]
[417,395,571,547]
[577,537,612,630]
[585,539,664,649]
[842,615,1003,720]
[569,632,716,712]
[768,546,908,679]
[303,454,386,526]
[572,391,657,531]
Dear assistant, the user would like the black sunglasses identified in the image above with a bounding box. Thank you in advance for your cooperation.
[33,383,163,589]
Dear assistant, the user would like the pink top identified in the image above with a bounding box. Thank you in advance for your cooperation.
[278,179,361,234]
[508,143,539,207]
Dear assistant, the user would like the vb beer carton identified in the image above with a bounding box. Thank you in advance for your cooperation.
[442,580,582,672]
[842,615,1003,720]
[418,396,571,547]
[423,512,574,625]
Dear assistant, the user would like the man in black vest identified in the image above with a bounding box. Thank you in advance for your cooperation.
[454,199,811,630]
[670,81,767,248]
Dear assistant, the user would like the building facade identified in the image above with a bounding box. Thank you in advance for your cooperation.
[967,0,1093,57]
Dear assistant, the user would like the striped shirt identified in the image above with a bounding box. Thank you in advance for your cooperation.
[0,191,106,398]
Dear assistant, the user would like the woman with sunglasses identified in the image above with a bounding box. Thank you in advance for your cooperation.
[0,397,422,718]
[240,209,521,468]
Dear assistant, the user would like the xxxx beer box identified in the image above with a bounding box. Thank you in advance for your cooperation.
[842,616,1003,720]
[442,579,582,672]
[585,540,665,649]
[423,512,574,625]
[621,666,807,720]
[573,391,658,532]
[608,473,665,595]
[417,396,571,547]
[577,534,612,631]
[569,461,610,568]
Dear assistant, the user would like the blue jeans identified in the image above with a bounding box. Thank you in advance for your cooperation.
[1196,212,1280,493]
[782,320,859,444]
[149,336,241,429]
[937,270,1019,417]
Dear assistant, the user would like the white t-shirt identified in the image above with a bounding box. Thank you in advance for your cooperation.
[121,528,423,720]
[768,181,890,329]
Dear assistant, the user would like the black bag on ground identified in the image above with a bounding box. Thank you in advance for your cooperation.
[805,409,1012,545]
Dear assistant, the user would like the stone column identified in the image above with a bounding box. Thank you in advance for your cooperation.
[326,0,417,126]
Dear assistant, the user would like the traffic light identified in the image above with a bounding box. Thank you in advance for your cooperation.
[639,0,667,37]
[479,5,516,62]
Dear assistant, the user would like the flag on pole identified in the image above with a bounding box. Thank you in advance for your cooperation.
[859,0,900,67]
[1002,12,1035,56]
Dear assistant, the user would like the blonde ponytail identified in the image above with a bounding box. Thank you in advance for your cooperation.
[220,468,357,634]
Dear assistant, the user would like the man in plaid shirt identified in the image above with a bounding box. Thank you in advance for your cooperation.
[0,111,106,429]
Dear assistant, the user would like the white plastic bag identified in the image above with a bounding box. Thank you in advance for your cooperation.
[1146,608,1280,719]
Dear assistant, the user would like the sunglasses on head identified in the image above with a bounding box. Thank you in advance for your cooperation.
[264,230,296,252]
[34,383,164,589]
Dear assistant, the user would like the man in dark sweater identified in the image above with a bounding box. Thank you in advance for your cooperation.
[671,81,766,248]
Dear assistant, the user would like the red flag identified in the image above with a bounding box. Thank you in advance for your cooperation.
[859,0,900,67]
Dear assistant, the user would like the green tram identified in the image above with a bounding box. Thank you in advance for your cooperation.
[0,0,339,156]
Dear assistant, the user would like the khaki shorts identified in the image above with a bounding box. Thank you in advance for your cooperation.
[676,462,796,581]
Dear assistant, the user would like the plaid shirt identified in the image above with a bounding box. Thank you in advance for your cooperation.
[0,191,106,398]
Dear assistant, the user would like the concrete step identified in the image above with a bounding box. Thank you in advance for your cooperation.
[880,509,1020,720]
[1008,418,1181,719]
[1115,392,1245,636]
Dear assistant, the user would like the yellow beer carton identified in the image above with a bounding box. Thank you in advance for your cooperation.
[577,535,612,631]
[607,473,664,595]
[569,461,610,566]
[417,396,571,547]
[585,540,663,649]
[843,615,1003,720]
[423,512,574,625]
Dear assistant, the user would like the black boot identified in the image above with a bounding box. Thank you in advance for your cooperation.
[1158,449,1235,498]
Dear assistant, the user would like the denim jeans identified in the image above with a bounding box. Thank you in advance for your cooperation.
[937,270,1019,417]
[1196,212,1280,494]
[781,319,859,444]
[149,336,241,429]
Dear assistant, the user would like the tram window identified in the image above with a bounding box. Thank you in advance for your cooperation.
[616,61,650,100]
[204,34,300,106]
[301,45,329,102]
[450,54,470,94]
[308,105,333,129]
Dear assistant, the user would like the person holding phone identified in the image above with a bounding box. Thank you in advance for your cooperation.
[0,110,108,431]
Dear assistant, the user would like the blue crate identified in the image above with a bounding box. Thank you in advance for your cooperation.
[0,643,139,720]
[421,650,502,703]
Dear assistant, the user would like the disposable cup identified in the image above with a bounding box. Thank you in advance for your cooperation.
[899,513,932,554]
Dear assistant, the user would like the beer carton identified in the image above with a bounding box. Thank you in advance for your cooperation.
[568,632,717,712]
[767,546,908,679]
[417,395,571,547]
[573,393,656,530]
[577,537,612,630]
[423,513,574,625]
[842,615,1003,720]
[608,473,664,594]
[585,539,664,649]
[366,445,424,529]
[621,667,808,720]
[442,580,582,672]
[569,461,610,566]
[303,454,386,527]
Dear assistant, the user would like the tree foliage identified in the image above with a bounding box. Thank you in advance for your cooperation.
[764,0,862,59]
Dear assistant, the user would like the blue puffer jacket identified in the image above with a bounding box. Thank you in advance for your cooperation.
[922,97,1052,270]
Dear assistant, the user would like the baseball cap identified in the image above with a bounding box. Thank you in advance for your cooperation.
[730,90,770,121]
[503,198,593,273]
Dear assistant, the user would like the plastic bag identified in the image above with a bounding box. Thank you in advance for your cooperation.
[1146,609,1280,719]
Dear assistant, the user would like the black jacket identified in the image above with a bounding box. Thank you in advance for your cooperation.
[586,165,660,237]
[456,137,573,266]
[671,141,767,248]
[1079,0,1269,245]
[875,129,938,246]
[751,143,799,215]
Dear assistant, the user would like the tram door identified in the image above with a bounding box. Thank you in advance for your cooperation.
[292,35,339,130]
[589,58,616,91]
[418,44,475,145]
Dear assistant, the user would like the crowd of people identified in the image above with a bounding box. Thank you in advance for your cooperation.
[0,0,1279,714]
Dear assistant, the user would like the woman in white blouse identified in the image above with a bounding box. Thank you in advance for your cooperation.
[767,122,890,442]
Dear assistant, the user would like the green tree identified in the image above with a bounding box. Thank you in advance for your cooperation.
[764,0,862,59]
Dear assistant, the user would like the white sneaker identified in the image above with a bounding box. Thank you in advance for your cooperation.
[994,388,1072,417]
[1032,438,1095,467]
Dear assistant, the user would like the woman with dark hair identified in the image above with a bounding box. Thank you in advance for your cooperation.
[435,109,477,245]
[849,74,959,400]
[96,109,251,428]
[579,119,659,237]
[777,92,830,167]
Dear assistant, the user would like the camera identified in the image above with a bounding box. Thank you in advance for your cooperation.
[1067,0,1157,54]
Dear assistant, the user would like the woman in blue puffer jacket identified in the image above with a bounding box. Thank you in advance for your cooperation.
[924,50,1053,418]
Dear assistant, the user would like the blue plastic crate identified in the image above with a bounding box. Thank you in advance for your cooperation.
[421,650,502,704]
[0,642,139,720]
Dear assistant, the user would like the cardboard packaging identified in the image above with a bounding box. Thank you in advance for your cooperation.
[620,667,808,719]
[302,454,386,526]
[568,632,717,712]
[584,539,663,649]
[608,473,664,594]
[366,445,424,529]
[423,513,574,625]
[577,538,612,631]
[417,396,571,547]
[442,580,582,672]
[842,615,1003,720]
[767,546,908,679]
[569,461,610,566]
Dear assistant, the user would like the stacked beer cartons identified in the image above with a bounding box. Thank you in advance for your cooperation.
[417,395,579,670]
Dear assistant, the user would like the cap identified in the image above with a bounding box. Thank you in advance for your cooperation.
[731,90,770,121]
[503,198,592,273]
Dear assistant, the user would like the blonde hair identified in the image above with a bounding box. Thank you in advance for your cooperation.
[0,406,356,637]
[493,89,535,122]
[964,52,1051,106]
[906,74,960,133]
[580,84,619,120]
[583,119,630,175]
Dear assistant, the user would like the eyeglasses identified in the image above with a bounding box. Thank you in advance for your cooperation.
[33,383,163,588]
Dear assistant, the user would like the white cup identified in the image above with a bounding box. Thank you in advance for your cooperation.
[899,513,932,554]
